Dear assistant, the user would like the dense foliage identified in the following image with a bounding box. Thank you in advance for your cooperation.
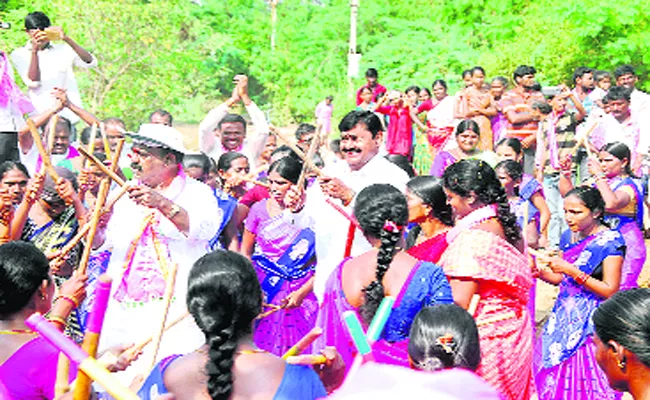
[2,0,649,129]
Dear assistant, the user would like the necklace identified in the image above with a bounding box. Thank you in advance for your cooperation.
[235,349,268,355]
[0,329,36,335]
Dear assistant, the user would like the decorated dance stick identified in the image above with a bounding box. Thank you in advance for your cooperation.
[366,296,395,344]
[78,146,126,187]
[77,179,111,275]
[132,311,189,353]
[146,262,178,374]
[25,313,139,400]
[99,122,113,160]
[343,311,374,378]
[242,176,270,189]
[25,118,61,182]
[282,327,323,359]
[273,130,323,176]
[73,275,112,400]
[48,114,59,155]
[55,353,71,397]
[285,354,328,365]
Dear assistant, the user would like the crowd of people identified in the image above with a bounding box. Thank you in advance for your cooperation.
[1,10,650,400]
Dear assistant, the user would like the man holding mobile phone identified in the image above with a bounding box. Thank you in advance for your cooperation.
[10,11,97,127]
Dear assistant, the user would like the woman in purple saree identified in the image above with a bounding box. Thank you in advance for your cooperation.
[315,184,453,372]
[241,157,318,357]
[535,186,625,399]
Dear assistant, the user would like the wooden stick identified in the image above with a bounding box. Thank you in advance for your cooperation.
[146,262,178,373]
[48,114,59,155]
[78,146,125,187]
[84,123,99,169]
[242,177,270,189]
[111,138,125,173]
[273,130,323,176]
[282,327,323,359]
[55,353,71,397]
[571,117,600,156]
[73,275,112,400]
[99,122,113,160]
[25,118,60,182]
[297,136,320,189]
[52,185,130,262]
[256,304,285,320]
[77,179,110,275]
[132,312,189,353]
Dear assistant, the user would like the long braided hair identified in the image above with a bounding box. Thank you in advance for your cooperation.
[443,159,521,246]
[353,184,408,324]
[187,250,262,400]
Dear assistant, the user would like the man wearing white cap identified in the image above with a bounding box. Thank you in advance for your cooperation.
[97,123,222,384]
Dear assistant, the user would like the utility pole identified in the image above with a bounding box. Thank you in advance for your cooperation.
[271,0,278,51]
[348,0,360,100]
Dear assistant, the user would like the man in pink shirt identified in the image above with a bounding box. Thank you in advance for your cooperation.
[356,68,387,106]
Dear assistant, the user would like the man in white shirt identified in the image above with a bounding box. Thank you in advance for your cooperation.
[614,64,650,116]
[198,75,269,167]
[11,11,97,125]
[301,110,410,302]
[97,124,221,384]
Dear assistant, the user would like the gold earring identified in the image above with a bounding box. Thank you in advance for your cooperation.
[617,360,626,370]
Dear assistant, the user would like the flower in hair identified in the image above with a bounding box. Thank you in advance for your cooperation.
[435,334,456,355]
[383,220,403,233]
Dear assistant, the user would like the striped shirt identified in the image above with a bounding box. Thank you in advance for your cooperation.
[538,111,578,174]
[498,89,546,139]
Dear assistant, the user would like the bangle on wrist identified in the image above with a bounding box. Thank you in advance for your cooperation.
[54,293,79,308]
[47,315,68,327]
[574,271,589,285]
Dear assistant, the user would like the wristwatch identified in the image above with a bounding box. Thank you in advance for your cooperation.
[167,203,181,220]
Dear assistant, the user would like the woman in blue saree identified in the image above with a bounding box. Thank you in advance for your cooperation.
[535,186,625,399]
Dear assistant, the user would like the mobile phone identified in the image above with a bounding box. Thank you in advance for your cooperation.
[541,86,561,97]
[44,28,62,41]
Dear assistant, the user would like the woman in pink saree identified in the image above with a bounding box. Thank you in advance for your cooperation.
[314,184,453,372]
[439,159,535,400]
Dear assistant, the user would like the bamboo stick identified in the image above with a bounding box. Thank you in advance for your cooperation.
[146,262,178,373]
[241,177,270,189]
[111,138,125,173]
[77,146,125,187]
[83,124,98,169]
[468,294,480,316]
[99,122,112,160]
[48,114,59,155]
[297,136,320,189]
[282,327,323,359]
[77,179,110,275]
[55,353,71,397]
[25,118,60,182]
[132,312,189,353]
[273,130,323,176]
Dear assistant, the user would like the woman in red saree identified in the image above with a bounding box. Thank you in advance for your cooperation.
[405,176,454,263]
[438,159,535,400]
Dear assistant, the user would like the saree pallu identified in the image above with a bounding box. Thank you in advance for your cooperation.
[77,250,112,333]
[406,230,449,264]
[208,189,237,250]
[604,177,646,290]
[535,229,625,400]
[248,201,318,357]
[439,229,534,400]
[314,260,453,372]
